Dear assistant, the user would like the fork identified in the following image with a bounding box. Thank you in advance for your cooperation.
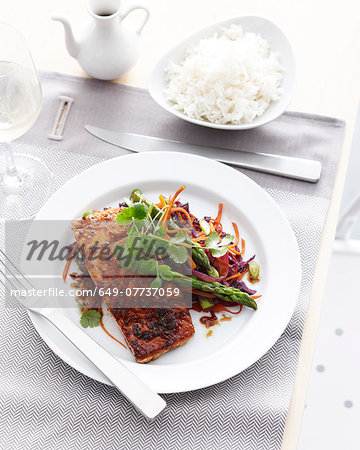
[0,249,166,419]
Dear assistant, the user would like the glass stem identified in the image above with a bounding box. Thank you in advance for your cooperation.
[4,141,17,176]
[1,141,22,187]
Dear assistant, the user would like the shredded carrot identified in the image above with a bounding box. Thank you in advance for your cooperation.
[99,311,127,349]
[193,235,206,242]
[170,206,192,223]
[191,258,196,270]
[226,271,247,281]
[171,185,186,203]
[161,206,171,224]
[239,238,245,254]
[229,222,239,249]
[62,244,78,282]
[210,304,243,315]
[214,222,223,233]
[164,208,193,233]
[161,185,186,224]
[214,203,223,225]
[229,248,243,256]
[241,239,245,252]
[159,194,166,207]
[252,295,262,300]
[229,238,245,256]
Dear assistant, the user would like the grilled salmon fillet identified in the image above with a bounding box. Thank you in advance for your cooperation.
[71,207,195,363]
[108,307,194,363]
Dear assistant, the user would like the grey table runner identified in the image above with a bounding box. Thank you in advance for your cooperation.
[0,71,345,450]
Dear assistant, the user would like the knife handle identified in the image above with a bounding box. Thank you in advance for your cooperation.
[217,153,322,183]
[43,309,166,419]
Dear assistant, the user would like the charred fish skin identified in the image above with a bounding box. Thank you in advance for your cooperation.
[109,307,194,363]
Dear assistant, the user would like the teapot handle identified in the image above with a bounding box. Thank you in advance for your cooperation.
[120,1,150,35]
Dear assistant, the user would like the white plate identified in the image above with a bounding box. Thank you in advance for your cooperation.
[29,152,301,393]
[149,16,296,130]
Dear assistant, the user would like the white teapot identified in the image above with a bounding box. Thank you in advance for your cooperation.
[52,0,150,80]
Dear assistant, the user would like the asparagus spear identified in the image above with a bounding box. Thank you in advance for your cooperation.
[172,273,257,311]
[130,189,220,278]
[191,246,219,278]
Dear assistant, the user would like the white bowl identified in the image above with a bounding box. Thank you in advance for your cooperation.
[149,16,296,130]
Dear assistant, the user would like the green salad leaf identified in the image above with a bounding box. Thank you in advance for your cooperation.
[150,276,162,289]
[80,309,101,328]
[205,231,220,248]
[116,203,149,224]
[208,246,228,258]
[220,234,235,246]
[158,264,175,281]
[138,258,157,275]
[168,244,188,264]
[169,231,188,243]
[205,231,235,257]
[154,224,166,237]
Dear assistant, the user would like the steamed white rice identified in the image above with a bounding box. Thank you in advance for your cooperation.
[164,25,284,125]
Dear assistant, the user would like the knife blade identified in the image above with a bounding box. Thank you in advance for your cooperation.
[85,125,322,183]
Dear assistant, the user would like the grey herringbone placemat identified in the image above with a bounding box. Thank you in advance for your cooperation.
[0,144,327,450]
[0,72,345,450]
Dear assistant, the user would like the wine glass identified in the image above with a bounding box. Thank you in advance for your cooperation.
[0,23,53,220]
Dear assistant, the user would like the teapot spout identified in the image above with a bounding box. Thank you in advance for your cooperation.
[52,14,79,58]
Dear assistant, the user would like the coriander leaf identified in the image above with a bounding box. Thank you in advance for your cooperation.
[116,207,134,223]
[116,203,149,224]
[141,235,161,255]
[154,225,166,237]
[209,246,228,258]
[158,264,174,281]
[146,239,162,256]
[116,243,139,271]
[170,231,188,243]
[132,220,145,232]
[205,231,220,248]
[138,234,166,256]
[150,276,162,288]
[130,258,141,273]
[126,221,141,236]
[138,258,157,275]
[125,234,137,249]
[131,203,149,220]
[220,234,235,246]
[168,244,188,264]
[80,309,101,328]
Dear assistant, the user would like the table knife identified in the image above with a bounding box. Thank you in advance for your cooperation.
[0,246,166,420]
[85,125,322,182]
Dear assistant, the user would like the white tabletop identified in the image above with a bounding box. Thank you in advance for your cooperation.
[2,1,360,448]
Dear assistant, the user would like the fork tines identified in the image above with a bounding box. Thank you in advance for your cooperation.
[0,249,34,299]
